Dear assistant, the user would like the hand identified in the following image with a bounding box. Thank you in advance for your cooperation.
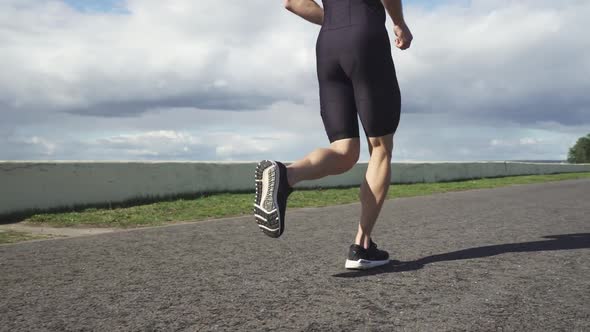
[393,22,413,50]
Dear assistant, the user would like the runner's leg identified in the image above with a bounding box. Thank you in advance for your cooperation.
[355,133,393,249]
[285,137,360,187]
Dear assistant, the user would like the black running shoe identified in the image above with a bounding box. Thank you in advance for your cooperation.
[253,160,294,238]
[345,239,390,270]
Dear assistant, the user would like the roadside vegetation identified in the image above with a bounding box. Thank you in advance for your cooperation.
[568,133,590,163]
[0,230,52,245]
[14,172,590,229]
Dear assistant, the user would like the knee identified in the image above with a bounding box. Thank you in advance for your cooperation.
[283,0,296,11]
[372,146,392,160]
[331,138,361,171]
[368,135,394,159]
[330,144,359,171]
[338,146,360,171]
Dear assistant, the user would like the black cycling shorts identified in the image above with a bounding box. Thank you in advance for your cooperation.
[316,0,401,143]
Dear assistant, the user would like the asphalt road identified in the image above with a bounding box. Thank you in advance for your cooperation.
[1,179,589,331]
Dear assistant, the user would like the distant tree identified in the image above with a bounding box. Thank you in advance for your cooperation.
[567,133,590,163]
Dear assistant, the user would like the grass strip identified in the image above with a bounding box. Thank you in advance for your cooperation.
[0,230,52,245]
[21,172,590,228]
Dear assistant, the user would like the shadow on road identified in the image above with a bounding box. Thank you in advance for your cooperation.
[332,233,590,278]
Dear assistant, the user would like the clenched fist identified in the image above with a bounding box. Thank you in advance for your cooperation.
[393,22,413,50]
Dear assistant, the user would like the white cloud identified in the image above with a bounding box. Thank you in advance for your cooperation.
[490,137,542,147]
[519,137,542,146]
[28,136,57,156]
[0,0,588,161]
[398,0,590,124]
[97,130,202,146]
[0,0,317,116]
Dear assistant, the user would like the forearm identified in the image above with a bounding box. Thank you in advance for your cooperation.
[284,0,324,25]
[381,0,405,25]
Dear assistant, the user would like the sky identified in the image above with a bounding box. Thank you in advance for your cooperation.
[0,0,588,162]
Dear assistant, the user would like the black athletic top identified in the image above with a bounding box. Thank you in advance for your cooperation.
[316,0,401,143]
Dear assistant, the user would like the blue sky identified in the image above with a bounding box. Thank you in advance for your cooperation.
[0,0,588,162]
[62,0,128,13]
[61,0,462,13]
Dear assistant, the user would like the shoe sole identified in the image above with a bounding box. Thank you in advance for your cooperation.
[253,160,282,238]
[345,259,390,270]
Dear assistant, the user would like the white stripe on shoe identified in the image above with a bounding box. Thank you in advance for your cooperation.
[345,259,389,270]
[258,224,279,232]
[254,214,268,222]
[253,203,277,214]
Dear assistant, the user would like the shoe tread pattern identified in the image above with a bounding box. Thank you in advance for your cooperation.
[254,160,281,237]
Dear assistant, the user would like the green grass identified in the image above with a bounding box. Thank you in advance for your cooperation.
[18,172,590,229]
[0,230,52,245]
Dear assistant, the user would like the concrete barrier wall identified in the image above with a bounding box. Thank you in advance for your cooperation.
[1,161,589,217]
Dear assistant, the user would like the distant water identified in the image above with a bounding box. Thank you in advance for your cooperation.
[507,160,567,163]
[390,160,570,163]
[468,160,567,163]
